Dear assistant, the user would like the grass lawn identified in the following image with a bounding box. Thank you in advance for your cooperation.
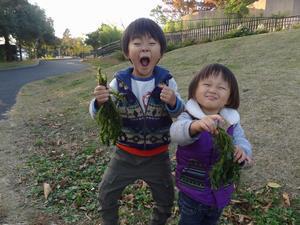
[4,29,300,224]
[0,59,39,70]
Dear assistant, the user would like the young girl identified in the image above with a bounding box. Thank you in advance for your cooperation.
[170,63,252,225]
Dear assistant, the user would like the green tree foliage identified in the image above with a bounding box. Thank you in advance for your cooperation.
[58,29,91,58]
[151,0,198,24]
[85,31,101,57]
[84,24,122,57]
[151,0,258,28]
[0,0,26,61]
[60,29,73,56]
[224,0,257,18]
[0,0,55,61]
[204,0,257,17]
[98,24,122,46]
[150,5,168,26]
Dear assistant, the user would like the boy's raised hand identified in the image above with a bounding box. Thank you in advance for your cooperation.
[159,84,176,107]
[94,85,110,105]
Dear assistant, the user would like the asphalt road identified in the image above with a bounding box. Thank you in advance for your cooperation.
[0,59,88,120]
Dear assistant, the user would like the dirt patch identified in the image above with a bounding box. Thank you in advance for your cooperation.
[0,117,64,225]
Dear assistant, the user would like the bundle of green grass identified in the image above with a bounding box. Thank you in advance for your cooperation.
[95,67,122,146]
[210,127,241,189]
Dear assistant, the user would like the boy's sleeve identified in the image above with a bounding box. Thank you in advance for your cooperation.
[233,122,252,156]
[89,98,98,119]
[166,78,185,117]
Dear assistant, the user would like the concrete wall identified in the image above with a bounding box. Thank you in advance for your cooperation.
[265,0,294,16]
[293,0,300,15]
[249,0,300,16]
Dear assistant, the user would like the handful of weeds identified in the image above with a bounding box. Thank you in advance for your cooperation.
[210,127,241,189]
[95,67,122,146]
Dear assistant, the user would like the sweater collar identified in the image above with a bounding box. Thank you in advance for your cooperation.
[185,99,240,125]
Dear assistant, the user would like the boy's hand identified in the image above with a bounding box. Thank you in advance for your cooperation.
[234,146,248,164]
[190,115,224,136]
[94,85,110,105]
[159,84,176,107]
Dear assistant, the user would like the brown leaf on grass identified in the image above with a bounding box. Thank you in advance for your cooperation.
[282,192,290,206]
[262,202,272,212]
[267,181,281,188]
[237,213,252,223]
[231,199,243,204]
[123,193,134,203]
[43,182,52,200]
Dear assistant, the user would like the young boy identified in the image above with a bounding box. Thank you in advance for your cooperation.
[89,18,184,225]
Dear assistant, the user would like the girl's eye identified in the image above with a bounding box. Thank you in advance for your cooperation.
[203,83,210,86]
[218,86,226,90]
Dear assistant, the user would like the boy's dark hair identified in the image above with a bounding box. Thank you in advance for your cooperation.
[188,63,240,109]
[121,18,167,56]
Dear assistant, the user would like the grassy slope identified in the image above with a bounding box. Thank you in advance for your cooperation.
[7,29,300,224]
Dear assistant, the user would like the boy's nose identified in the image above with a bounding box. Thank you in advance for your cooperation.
[141,44,149,51]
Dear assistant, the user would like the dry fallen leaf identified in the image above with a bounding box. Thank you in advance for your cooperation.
[43,182,52,200]
[282,192,290,206]
[267,182,281,188]
[262,202,272,212]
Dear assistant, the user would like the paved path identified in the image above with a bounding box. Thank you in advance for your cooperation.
[0,59,88,120]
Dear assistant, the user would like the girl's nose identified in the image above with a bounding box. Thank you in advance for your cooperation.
[208,86,217,93]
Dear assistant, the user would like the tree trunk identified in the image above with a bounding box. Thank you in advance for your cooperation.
[4,35,13,61]
[18,44,23,61]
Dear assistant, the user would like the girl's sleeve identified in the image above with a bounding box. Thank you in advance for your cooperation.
[170,112,199,146]
[233,122,252,156]
[89,78,118,119]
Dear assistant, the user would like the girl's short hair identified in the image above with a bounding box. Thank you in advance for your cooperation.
[121,18,167,56]
[188,63,240,109]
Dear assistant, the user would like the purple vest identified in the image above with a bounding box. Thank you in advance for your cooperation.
[176,126,234,208]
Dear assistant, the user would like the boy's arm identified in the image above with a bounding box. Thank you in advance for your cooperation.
[165,78,185,117]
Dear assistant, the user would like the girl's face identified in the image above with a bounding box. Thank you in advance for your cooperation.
[127,34,162,78]
[195,73,230,115]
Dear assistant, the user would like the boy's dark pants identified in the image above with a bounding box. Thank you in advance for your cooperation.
[98,149,174,225]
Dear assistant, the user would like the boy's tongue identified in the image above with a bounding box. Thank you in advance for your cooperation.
[140,57,150,67]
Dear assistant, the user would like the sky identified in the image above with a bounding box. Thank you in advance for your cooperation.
[28,0,162,38]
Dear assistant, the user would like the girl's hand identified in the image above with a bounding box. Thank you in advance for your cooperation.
[190,115,224,136]
[234,146,248,164]
[94,85,110,105]
[159,84,176,107]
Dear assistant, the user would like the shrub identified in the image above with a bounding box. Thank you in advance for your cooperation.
[224,25,255,39]
[166,42,181,52]
[292,23,300,29]
[111,50,126,61]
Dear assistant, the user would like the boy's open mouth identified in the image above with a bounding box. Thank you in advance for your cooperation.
[140,57,150,67]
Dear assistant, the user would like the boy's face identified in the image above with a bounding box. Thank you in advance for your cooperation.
[127,34,162,78]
